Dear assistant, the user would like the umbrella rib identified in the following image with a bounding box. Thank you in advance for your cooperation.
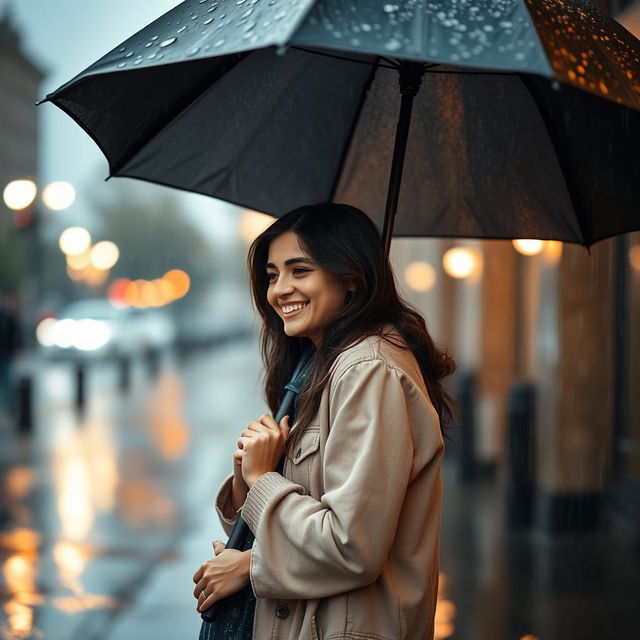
[289,45,397,70]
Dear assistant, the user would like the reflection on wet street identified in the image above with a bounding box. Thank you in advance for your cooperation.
[1,337,639,639]
[1,337,265,639]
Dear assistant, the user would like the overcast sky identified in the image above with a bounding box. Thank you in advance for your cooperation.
[3,0,238,246]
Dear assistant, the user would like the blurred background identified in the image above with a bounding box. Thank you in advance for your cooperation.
[0,1,639,639]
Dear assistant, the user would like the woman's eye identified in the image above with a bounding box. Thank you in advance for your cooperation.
[267,273,278,282]
[293,268,310,276]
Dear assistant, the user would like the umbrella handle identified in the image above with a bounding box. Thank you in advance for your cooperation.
[200,352,311,623]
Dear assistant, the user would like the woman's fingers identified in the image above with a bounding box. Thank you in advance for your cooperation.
[279,415,291,440]
[199,589,218,612]
[192,565,203,583]
[212,540,225,556]
[193,575,208,598]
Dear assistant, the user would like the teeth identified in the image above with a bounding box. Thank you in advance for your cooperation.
[282,303,306,314]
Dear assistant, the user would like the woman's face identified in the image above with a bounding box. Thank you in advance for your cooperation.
[266,231,352,346]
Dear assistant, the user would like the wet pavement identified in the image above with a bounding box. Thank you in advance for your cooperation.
[1,337,639,639]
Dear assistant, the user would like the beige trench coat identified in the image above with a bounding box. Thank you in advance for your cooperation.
[215,331,444,639]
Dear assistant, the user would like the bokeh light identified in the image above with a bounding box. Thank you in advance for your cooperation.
[3,180,37,210]
[59,227,91,256]
[442,247,480,279]
[513,239,545,256]
[163,269,190,299]
[108,278,131,308]
[90,241,119,270]
[66,249,91,270]
[629,245,640,272]
[404,261,437,292]
[42,181,76,211]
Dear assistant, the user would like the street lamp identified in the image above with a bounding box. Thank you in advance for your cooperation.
[2,178,76,340]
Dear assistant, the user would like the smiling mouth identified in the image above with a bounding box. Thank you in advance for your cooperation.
[281,302,308,317]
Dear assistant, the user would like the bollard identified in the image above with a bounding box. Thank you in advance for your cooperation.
[17,376,33,434]
[75,362,86,414]
[145,347,160,378]
[118,355,131,393]
[506,382,535,529]
[457,371,476,482]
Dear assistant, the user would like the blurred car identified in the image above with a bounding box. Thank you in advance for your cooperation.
[174,284,256,350]
[36,298,175,360]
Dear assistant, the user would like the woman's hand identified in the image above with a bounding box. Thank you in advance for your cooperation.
[237,414,290,488]
[193,541,251,612]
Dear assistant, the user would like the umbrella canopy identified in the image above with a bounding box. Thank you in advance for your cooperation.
[42,0,640,247]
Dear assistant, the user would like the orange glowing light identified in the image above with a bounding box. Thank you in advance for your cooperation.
[141,280,160,307]
[108,278,132,307]
[83,265,109,287]
[152,278,175,306]
[163,269,190,299]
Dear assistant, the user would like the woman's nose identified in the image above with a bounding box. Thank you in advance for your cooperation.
[272,276,294,297]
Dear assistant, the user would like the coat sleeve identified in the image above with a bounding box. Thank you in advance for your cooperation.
[241,359,430,600]
[215,474,240,537]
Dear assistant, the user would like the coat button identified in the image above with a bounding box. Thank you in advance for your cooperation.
[294,448,302,460]
[275,605,289,619]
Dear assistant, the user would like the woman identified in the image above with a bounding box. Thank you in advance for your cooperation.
[193,203,455,639]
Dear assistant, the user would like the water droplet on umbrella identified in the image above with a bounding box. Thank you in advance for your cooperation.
[191,13,198,20]
[125,51,134,58]
[145,41,154,47]
[159,37,177,47]
[188,46,201,57]
[207,5,218,12]
[133,58,143,65]
[204,17,214,25]
[275,10,286,20]
[383,3,399,12]
[242,8,254,18]
[500,21,513,29]
[150,35,159,41]
[199,0,207,3]
[385,38,401,51]
[214,38,226,47]
[360,23,372,32]
[244,21,256,32]
[177,25,188,33]
[351,38,361,46]
[117,61,126,68]
[118,46,126,52]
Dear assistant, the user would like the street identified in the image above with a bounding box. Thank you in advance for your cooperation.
[1,336,265,640]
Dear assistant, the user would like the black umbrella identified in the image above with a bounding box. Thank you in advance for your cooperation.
[41,0,640,249]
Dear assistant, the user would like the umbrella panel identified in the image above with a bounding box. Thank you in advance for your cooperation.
[335,66,582,242]
[117,47,375,214]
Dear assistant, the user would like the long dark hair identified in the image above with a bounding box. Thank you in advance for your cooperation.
[248,203,455,438]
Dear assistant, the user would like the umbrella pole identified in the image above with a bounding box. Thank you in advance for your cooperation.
[381,61,426,257]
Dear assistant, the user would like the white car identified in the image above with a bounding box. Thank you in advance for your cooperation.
[37,298,175,360]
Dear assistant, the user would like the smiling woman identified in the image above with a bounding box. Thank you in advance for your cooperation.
[195,203,455,640]
[265,232,355,347]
